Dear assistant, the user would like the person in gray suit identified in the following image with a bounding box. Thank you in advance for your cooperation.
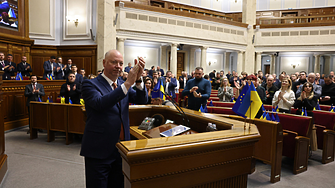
[43,56,57,80]
[217,77,234,102]
[24,75,45,133]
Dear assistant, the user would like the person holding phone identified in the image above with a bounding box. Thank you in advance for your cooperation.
[320,75,335,105]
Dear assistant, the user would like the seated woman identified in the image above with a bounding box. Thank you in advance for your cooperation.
[272,77,295,113]
[294,82,317,117]
[144,77,153,104]
[217,77,233,102]
[293,82,318,151]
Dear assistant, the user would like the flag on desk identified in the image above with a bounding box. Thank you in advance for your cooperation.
[315,100,321,110]
[38,97,42,102]
[80,99,85,105]
[15,72,23,80]
[61,97,65,104]
[69,98,73,104]
[265,112,271,121]
[46,97,50,103]
[199,105,205,112]
[275,113,280,122]
[271,113,276,121]
[49,96,53,103]
[304,107,308,116]
[236,82,263,119]
[8,8,16,19]
[209,100,214,106]
[152,79,165,100]
[260,111,267,120]
[232,83,249,118]
[273,105,279,112]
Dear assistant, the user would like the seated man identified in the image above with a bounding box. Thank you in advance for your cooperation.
[60,72,82,104]
[320,75,335,105]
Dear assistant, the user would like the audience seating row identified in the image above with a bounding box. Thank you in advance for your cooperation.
[29,102,85,145]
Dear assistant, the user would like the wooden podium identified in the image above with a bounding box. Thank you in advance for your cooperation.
[116,105,260,188]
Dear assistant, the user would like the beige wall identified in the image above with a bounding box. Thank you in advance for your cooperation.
[280,56,309,75]
[124,45,160,70]
[29,0,52,38]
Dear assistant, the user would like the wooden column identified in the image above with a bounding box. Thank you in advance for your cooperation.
[0,71,8,185]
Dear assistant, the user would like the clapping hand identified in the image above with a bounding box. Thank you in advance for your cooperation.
[67,84,71,91]
[73,84,76,90]
[193,91,202,98]
[190,86,198,93]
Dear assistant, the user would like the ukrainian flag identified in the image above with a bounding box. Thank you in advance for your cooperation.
[61,97,65,104]
[260,111,267,120]
[152,79,165,100]
[8,8,16,19]
[80,99,85,105]
[237,82,263,119]
[46,97,50,103]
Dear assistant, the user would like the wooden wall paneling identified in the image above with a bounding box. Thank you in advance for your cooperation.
[14,94,25,117]
[0,71,8,186]
[31,57,44,76]
[49,104,67,132]
[84,57,92,77]
[2,95,8,120]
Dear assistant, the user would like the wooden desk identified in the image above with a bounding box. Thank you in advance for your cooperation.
[0,72,8,185]
[117,105,260,188]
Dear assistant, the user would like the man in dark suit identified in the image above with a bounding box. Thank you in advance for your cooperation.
[80,68,88,80]
[178,71,191,89]
[17,56,32,77]
[24,75,45,133]
[54,57,65,80]
[43,56,56,79]
[70,64,83,84]
[63,58,73,78]
[3,54,16,80]
[0,52,9,80]
[163,71,177,99]
[124,62,132,73]
[60,72,81,104]
[156,66,164,77]
[80,49,147,188]
[148,66,155,77]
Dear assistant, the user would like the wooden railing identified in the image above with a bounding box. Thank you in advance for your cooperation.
[258,15,335,28]
[116,1,247,28]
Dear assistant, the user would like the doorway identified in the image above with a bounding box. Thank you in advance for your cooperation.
[265,65,270,74]
[168,52,185,77]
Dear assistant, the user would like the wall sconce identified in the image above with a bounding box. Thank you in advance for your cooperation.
[208,59,217,66]
[291,62,300,69]
[67,15,79,27]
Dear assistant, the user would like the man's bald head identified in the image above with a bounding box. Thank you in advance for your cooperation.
[105,49,122,59]
[103,49,124,81]
[308,72,316,83]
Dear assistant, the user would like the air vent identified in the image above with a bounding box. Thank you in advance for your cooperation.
[330,30,335,34]
[320,30,329,35]
[281,32,289,36]
[126,13,137,19]
[138,15,148,21]
[224,29,230,33]
[300,31,309,35]
[194,23,201,29]
[272,32,280,36]
[177,21,185,26]
[168,19,176,25]
[202,25,209,30]
[290,31,299,36]
[210,26,216,31]
[159,18,167,23]
[262,32,271,37]
[217,27,223,32]
[231,29,236,34]
[149,16,157,22]
[310,31,319,35]
[186,22,193,27]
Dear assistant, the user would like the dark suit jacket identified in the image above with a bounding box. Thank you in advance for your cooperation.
[3,61,16,79]
[76,73,83,84]
[63,64,72,78]
[163,77,177,98]
[157,69,164,76]
[80,75,148,159]
[24,83,45,106]
[178,75,190,89]
[54,63,64,80]
[43,60,57,79]
[17,62,32,77]
[60,81,82,104]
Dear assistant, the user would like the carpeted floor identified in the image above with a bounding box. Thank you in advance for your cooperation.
[1,126,335,188]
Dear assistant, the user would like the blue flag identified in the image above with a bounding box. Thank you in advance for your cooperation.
[230,97,234,102]
[49,96,53,103]
[304,107,308,116]
[69,98,73,104]
[271,113,276,121]
[275,113,280,122]
[329,104,333,112]
[260,111,267,120]
[232,84,250,118]
[209,100,214,106]
[199,105,205,112]
[15,73,20,80]
[265,112,271,120]
[38,98,42,102]
[204,105,208,113]
[316,101,321,110]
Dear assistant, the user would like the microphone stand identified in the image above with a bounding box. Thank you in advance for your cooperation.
[163,92,190,128]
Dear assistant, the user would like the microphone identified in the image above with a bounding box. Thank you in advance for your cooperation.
[163,92,190,128]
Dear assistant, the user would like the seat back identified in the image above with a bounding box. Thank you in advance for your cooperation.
[207,106,236,115]
[275,113,312,137]
[207,101,234,107]
[314,110,335,130]
[320,104,332,111]
[209,97,220,101]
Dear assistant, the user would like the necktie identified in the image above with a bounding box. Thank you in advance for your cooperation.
[112,82,125,141]
[1,61,4,66]
[33,84,36,90]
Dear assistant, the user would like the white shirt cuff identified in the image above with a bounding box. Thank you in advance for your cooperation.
[121,83,128,95]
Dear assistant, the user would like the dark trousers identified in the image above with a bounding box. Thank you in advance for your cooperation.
[84,152,124,188]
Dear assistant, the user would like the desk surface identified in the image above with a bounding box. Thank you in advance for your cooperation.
[121,105,259,152]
